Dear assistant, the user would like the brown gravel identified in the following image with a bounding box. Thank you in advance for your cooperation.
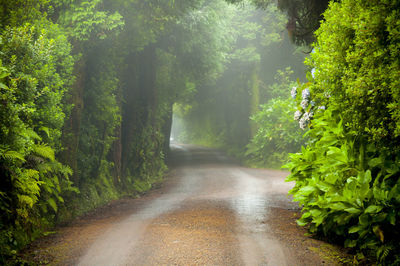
[127,201,242,265]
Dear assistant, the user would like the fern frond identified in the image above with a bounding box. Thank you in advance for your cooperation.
[1,150,26,162]
[25,154,45,168]
[32,144,55,161]
[59,164,73,176]
[45,161,73,177]
[36,161,53,174]
[0,81,7,89]
[26,128,41,141]
[39,126,50,138]
[17,194,37,209]
[23,169,40,180]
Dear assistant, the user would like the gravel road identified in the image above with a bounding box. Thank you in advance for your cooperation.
[23,144,350,265]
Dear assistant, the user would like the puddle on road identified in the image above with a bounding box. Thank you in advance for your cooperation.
[229,169,289,265]
[230,170,270,222]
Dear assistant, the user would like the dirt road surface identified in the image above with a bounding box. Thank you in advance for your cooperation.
[23,144,351,265]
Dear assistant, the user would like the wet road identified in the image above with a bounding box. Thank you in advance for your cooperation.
[78,144,298,265]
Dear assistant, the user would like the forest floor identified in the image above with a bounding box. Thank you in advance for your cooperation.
[20,144,355,265]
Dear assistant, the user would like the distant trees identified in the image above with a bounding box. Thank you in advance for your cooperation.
[176,1,306,157]
[226,0,330,45]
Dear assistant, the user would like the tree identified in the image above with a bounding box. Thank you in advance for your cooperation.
[56,0,124,185]
[226,0,330,45]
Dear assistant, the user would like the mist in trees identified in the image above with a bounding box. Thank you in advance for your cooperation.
[173,1,306,160]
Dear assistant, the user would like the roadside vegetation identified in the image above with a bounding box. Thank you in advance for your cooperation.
[286,1,400,264]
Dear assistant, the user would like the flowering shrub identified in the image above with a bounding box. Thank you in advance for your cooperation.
[292,84,319,130]
[286,0,400,263]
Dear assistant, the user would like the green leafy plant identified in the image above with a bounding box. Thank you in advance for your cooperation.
[246,97,304,168]
[0,11,76,262]
[246,68,305,168]
[286,0,400,263]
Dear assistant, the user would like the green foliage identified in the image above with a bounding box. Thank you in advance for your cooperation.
[246,97,303,168]
[225,0,330,45]
[59,0,124,41]
[0,6,76,262]
[246,68,305,168]
[77,41,121,186]
[286,109,400,263]
[179,1,303,155]
[287,0,400,263]
[123,120,167,193]
[0,0,50,27]
[306,0,400,151]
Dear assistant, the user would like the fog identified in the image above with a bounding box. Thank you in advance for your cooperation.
[169,1,307,162]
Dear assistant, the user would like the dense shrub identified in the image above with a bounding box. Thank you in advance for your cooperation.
[0,21,76,261]
[286,0,400,263]
[246,97,304,167]
[246,68,305,168]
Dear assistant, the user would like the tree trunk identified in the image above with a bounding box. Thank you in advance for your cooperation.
[249,62,260,138]
[61,45,86,186]
[121,44,157,179]
[162,104,173,158]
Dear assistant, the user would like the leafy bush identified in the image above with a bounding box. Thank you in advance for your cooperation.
[0,21,76,262]
[286,0,400,263]
[286,109,400,263]
[246,68,305,168]
[246,97,304,167]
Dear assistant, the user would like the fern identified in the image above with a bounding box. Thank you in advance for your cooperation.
[25,128,41,141]
[32,144,55,162]
[0,150,26,162]
[376,245,392,263]
[21,169,40,180]
[17,195,36,210]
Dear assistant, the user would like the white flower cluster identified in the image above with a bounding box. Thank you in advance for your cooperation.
[299,111,313,130]
[302,88,310,100]
[293,88,315,130]
[291,86,297,99]
[300,88,311,110]
[299,114,308,129]
[294,110,302,121]
[300,99,308,110]
[311,68,316,78]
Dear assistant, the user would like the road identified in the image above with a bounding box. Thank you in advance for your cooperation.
[25,144,345,265]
